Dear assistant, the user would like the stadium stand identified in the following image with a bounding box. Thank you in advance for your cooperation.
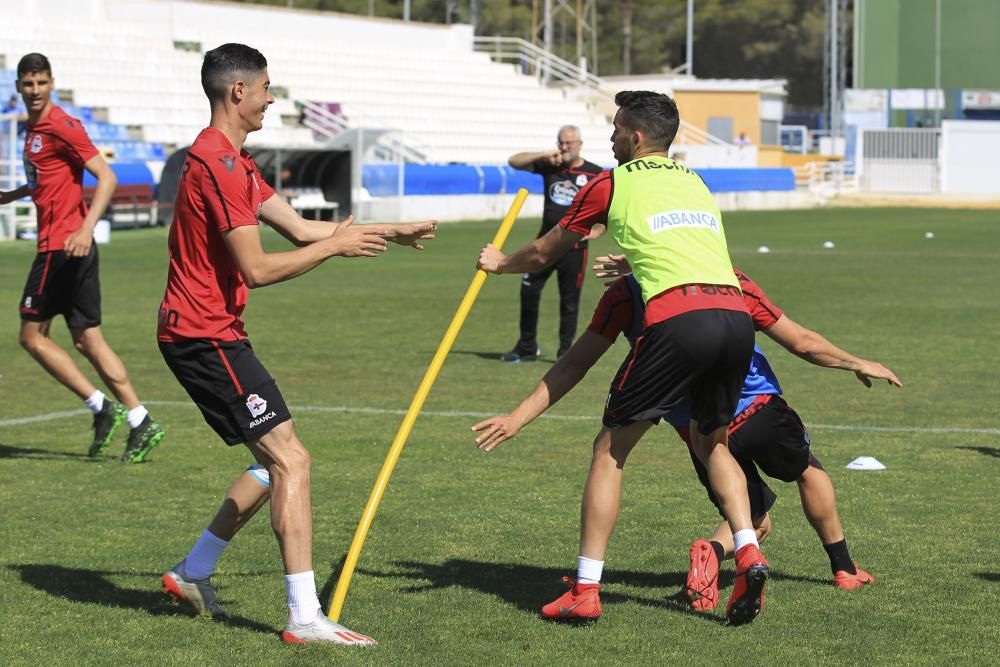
[0,0,613,165]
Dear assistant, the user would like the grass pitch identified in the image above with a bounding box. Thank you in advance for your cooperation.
[0,207,997,665]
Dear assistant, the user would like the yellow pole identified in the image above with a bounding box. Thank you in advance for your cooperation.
[329,188,530,622]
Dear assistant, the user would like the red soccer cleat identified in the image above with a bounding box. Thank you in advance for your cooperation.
[540,577,601,625]
[834,564,875,590]
[686,539,720,612]
[725,544,769,626]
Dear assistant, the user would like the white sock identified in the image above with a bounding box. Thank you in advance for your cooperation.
[127,405,148,429]
[84,390,105,415]
[577,556,604,584]
[733,529,759,553]
[286,570,321,625]
[184,529,230,580]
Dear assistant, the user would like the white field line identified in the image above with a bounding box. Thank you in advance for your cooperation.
[2,400,998,436]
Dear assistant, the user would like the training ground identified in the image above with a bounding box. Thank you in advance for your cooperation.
[0,208,996,664]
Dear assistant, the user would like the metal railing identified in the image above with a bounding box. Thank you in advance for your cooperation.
[298,100,428,164]
[473,35,731,147]
[799,160,857,202]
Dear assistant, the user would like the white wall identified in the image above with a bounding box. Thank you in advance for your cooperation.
[941,120,1000,195]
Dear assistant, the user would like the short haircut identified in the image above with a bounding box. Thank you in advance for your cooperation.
[17,53,52,80]
[614,90,680,151]
[557,125,581,140]
[201,43,267,103]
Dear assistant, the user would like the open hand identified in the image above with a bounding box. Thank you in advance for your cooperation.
[471,415,521,452]
[592,253,631,284]
[386,220,437,250]
[854,361,903,388]
[327,216,388,257]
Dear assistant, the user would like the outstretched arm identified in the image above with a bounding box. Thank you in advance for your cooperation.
[472,331,612,451]
[763,315,902,388]
[223,217,388,288]
[477,224,583,275]
[260,196,437,249]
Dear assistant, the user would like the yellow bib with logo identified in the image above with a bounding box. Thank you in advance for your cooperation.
[607,156,738,302]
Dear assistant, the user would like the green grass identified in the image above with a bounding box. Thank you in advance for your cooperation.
[1,207,998,665]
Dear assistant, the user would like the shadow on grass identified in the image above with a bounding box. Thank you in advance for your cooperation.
[449,350,557,365]
[0,442,100,461]
[955,446,1000,458]
[9,563,276,635]
[974,572,1000,582]
[328,557,826,624]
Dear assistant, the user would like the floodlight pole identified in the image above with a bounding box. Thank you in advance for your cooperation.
[686,0,694,75]
[327,189,530,623]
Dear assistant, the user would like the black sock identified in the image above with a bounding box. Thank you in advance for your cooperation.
[710,540,726,563]
[823,539,856,574]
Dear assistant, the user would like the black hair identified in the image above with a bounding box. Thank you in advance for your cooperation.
[17,53,52,80]
[201,43,267,103]
[614,90,680,151]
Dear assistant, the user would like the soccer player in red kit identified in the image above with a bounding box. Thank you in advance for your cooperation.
[0,53,163,462]
[157,43,435,647]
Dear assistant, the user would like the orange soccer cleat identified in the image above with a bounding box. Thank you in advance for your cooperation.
[686,539,720,612]
[834,564,875,590]
[726,544,769,626]
[540,577,602,625]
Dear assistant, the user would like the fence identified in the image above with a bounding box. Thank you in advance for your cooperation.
[857,128,941,193]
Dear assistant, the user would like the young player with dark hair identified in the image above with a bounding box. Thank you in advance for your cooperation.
[0,53,164,462]
[472,259,899,620]
[157,43,436,646]
[502,126,604,361]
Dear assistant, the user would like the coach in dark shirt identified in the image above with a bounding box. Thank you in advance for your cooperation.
[502,125,604,362]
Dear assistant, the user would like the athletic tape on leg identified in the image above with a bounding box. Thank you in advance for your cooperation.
[247,463,270,488]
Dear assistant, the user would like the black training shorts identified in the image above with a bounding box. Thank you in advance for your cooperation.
[159,338,291,445]
[19,246,101,328]
[729,395,812,482]
[604,308,754,433]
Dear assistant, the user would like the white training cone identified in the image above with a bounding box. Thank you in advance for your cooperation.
[925,232,935,239]
[757,245,770,254]
[846,456,886,471]
[823,241,835,249]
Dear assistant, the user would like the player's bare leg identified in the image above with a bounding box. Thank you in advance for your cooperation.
[579,421,652,560]
[690,422,768,625]
[797,458,873,589]
[71,326,139,409]
[797,462,844,543]
[206,469,272,540]
[72,325,164,461]
[542,421,651,625]
[247,421,313,574]
[163,467,270,618]
[19,319,97,399]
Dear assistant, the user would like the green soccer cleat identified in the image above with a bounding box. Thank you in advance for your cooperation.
[119,415,165,463]
[88,400,127,457]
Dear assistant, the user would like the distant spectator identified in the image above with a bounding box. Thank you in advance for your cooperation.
[2,94,20,114]
[502,125,604,362]
[735,131,751,146]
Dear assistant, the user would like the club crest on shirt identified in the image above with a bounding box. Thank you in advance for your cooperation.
[220,154,236,172]
[246,393,268,417]
[576,174,589,187]
[30,135,43,154]
[549,180,580,207]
